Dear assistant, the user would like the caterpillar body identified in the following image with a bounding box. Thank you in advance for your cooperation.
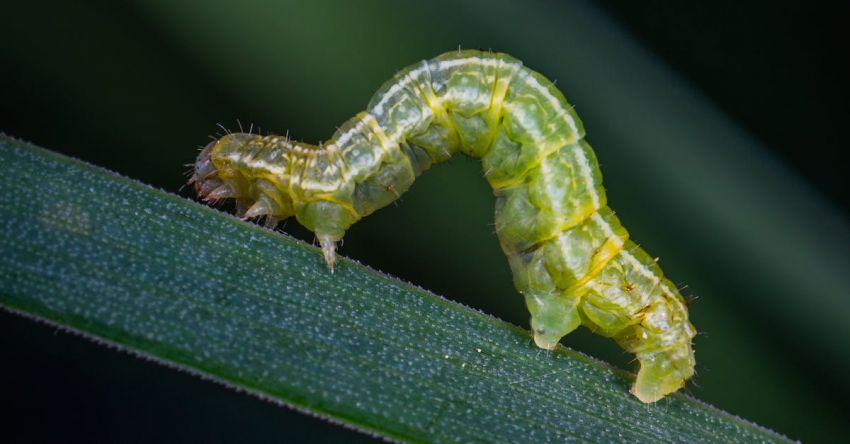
[190,50,696,403]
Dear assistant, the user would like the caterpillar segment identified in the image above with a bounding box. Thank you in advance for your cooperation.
[190,50,696,403]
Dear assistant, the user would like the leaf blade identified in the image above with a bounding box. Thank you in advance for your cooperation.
[0,136,789,443]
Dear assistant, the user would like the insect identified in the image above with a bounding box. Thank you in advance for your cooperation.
[190,50,696,403]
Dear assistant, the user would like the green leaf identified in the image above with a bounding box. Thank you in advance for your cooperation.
[0,135,789,443]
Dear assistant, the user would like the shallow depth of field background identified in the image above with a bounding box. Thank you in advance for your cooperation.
[1,1,848,442]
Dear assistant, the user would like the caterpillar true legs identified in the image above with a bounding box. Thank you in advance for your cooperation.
[190,50,696,403]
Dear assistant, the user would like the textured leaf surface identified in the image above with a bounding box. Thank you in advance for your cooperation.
[0,136,788,443]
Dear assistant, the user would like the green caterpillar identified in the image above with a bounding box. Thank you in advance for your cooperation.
[190,50,696,403]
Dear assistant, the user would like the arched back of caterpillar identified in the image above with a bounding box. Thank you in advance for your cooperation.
[190,50,696,403]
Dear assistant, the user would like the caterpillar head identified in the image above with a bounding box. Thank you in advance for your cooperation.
[189,140,222,199]
[190,134,254,203]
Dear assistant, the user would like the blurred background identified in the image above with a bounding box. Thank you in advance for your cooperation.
[1,0,848,442]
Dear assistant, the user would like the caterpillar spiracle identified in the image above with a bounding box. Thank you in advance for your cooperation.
[190,50,696,403]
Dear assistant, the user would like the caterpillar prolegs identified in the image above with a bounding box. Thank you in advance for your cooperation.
[190,50,696,403]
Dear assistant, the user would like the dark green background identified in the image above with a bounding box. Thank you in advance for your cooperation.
[1,1,848,442]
